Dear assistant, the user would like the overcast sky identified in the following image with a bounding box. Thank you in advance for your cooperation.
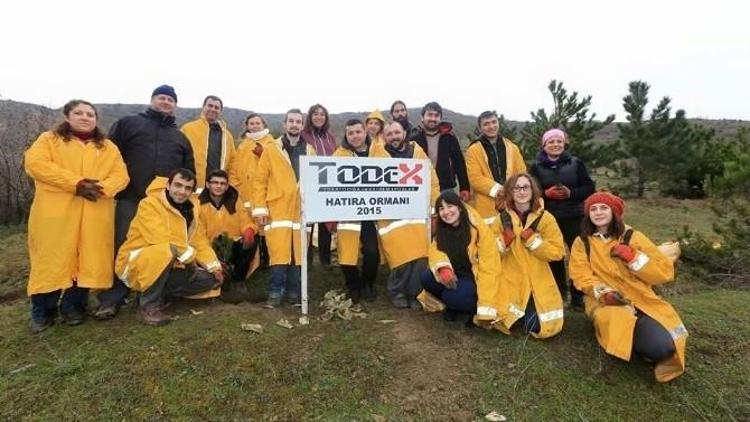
[2,0,748,120]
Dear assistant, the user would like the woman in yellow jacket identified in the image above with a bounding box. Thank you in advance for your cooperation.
[328,119,381,303]
[419,190,501,325]
[365,109,386,150]
[24,100,129,332]
[492,172,565,339]
[569,191,687,382]
[465,111,526,238]
[230,113,274,267]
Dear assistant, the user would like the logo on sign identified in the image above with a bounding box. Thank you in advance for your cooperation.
[310,161,423,191]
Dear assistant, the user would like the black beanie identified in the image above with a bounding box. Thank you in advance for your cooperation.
[151,84,177,102]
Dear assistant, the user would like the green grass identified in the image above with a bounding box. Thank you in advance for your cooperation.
[2,197,748,420]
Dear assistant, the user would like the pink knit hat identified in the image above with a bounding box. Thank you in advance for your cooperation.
[541,128,567,147]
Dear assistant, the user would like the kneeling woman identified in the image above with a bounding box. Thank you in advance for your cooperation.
[419,190,501,324]
[493,172,565,338]
[569,192,687,382]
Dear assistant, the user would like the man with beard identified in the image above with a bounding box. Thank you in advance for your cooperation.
[96,84,195,320]
[465,110,526,239]
[181,95,236,191]
[252,109,316,308]
[372,121,440,308]
[409,102,470,201]
[115,169,222,326]
[389,100,419,139]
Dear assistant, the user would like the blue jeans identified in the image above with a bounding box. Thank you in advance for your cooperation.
[31,286,89,321]
[268,265,301,299]
[522,296,541,334]
[420,269,477,314]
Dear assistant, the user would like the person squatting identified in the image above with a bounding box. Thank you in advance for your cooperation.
[23,86,687,382]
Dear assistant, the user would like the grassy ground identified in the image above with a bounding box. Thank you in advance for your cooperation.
[1,198,748,421]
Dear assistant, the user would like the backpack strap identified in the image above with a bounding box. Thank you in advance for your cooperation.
[622,228,634,245]
[582,236,591,262]
[499,209,513,230]
[528,209,545,231]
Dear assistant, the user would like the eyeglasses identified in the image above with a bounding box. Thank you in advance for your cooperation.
[511,185,532,192]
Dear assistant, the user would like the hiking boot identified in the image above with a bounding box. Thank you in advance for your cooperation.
[138,307,170,327]
[408,299,422,310]
[442,308,458,321]
[348,288,362,304]
[392,295,409,309]
[30,318,53,334]
[362,283,377,302]
[264,296,282,309]
[93,304,118,321]
[287,296,302,308]
[62,310,85,326]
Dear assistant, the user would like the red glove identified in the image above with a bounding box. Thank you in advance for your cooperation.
[459,190,471,202]
[213,269,225,286]
[544,186,565,200]
[556,185,571,199]
[325,222,337,233]
[600,291,630,306]
[501,227,515,248]
[520,227,536,242]
[242,227,256,249]
[610,244,636,263]
[437,121,453,135]
[431,215,438,235]
[252,143,264,157]
[494,194,505,211]
[437,267,455,284]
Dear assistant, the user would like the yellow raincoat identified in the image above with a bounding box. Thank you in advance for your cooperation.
[425,205,501,322]
[251,137,316,265]
[181,116,236,190]
[371,142,440,269]
[465,138,526,236]
[331,144,381,266]
[569,228,687,382]
[115,179,220,293]
[24,132,129,295]
[493,208,565,338]
[230,131,275,211]
[198,186,259,278]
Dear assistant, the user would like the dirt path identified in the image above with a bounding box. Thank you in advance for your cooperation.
[381,311,477,420]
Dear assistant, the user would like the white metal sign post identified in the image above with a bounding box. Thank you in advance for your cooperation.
[298,156,431,315]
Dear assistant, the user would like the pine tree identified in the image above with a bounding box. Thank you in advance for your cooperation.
[519,80,615,167]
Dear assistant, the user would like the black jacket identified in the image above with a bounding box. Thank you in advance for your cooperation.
[529,151,595,219]
[109,108,195,200]
[409,123,470,192]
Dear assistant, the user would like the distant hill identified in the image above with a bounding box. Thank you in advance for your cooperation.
[2,99,748,147]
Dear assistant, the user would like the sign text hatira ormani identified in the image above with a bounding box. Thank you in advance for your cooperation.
[325,197,410,206]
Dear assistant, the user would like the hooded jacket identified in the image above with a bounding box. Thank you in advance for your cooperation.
[109,108,195,201]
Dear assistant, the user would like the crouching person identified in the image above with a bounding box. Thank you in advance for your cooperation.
[115,169,223,326]
[569,191,687,382]
[418,191,500,326]
[199,169,259,303]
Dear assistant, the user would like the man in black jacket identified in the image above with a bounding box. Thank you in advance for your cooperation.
[95,84,196,320]
[409,102,471,202]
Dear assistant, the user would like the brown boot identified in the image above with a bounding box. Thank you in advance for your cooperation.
[138,306,171,326]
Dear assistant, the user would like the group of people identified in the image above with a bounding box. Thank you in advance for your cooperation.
[23,85,688,382]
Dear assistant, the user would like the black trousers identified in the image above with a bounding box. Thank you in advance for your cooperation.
[549,215,584,302]
[139,264,217,309]
[340,221,380,293]
[230,239,257,281]
[633,311,677,362]
[308,223,332,265]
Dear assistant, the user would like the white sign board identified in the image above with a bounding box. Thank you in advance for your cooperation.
[299,156,432,223]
